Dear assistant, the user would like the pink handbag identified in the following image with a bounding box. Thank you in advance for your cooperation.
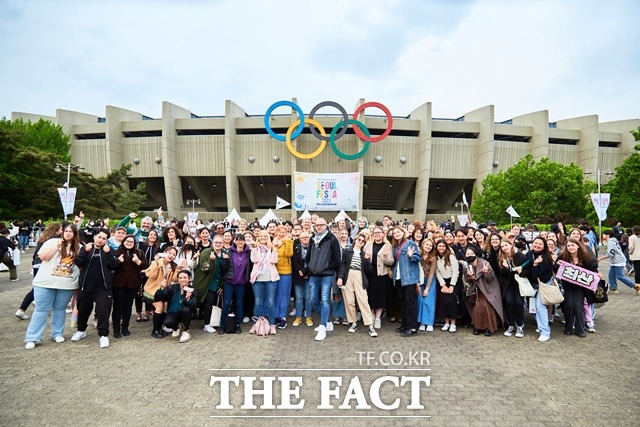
[249,317,270,338]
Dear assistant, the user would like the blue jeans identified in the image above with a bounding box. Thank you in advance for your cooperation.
[309,275,333,325]
[18,235,29,251]
[294,279,311,317]
[252,281,277,325]
[535,283,551,338]
[275,274,292,319]
[608,265,636,290]
[25,286,75,342]
[221,282,246,328]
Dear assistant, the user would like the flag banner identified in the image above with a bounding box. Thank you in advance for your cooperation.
[294,172,360,212]
[298,209,311,220]
[58,188,77,217]
[259,209,278,226]
[457,214,469,226]
[187,212,199,224]
[590,193,610,221]
[506,205,520,218]
[462,191,469,206]
[275,196,291,210]
[556,260,599,292]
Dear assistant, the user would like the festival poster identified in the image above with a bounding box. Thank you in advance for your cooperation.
[293,172,360,212]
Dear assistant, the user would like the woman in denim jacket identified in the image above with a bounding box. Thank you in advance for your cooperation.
[390,226,421,337]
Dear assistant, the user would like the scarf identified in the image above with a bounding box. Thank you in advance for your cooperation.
[313,229,328,247]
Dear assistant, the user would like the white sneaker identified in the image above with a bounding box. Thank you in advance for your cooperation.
[368,325,378,337]
[418,325,426,331]
[204,325,216,334]
[65,308,73,314]
[586,322,596,333]
[162,325,173,333]
[289,308,296,316]
[315,325,327,341]
[99,336,109,348]
[504,326,515,337]
[374,318,381,329]
[515,326,524,338]
[25,341,36,350]
[441,323,450,331]
[15,309,29,320]
[348,323,358,333]
[53,336,65,343]
[243,316,250,323]
[325,322,334,332]
[538,335,550,342]
[426,325,434,332]
[71,331,87,342]
[179,331,191,343]
[171,329,180,338]
[449,325,457,333]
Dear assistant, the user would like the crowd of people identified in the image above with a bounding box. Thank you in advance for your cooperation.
[3,211,639,350]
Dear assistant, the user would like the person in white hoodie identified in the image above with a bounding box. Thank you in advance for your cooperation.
[600,230,640,295]
[628,226,640,288]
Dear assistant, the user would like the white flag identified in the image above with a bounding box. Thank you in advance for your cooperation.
[506,205,520,218]
[590,193,610,221]
[275,196,290,210]
[457,214,469,226]
[462,191,469,206]
[298,209,311,220]
[58,188,77,217]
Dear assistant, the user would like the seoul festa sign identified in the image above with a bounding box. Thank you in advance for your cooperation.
[294,172,360,212]
[264,100,393,160]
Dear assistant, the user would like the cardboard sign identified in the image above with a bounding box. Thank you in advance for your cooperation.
[555,260,598,292]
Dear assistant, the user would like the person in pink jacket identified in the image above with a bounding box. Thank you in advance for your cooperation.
[250,230,280,334]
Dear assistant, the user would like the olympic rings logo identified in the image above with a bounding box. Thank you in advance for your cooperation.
[264,100,393,160]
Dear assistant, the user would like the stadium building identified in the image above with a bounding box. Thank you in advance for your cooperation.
[11,100,639,221]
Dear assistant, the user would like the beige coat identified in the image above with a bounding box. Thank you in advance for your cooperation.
[629,234,640,261]
[364,241,394,276]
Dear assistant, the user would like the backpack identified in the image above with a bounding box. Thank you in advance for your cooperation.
[249,316,271,337]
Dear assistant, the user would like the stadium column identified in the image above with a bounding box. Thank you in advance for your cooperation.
[224,100,243,214]
[464,105,494,194]
[409,102,432,218]
[354,98,366,218]
[555,115,599,174]
[161,101,189,218]
[512,110,549,161]
[54,109,102,175]
[105,106,142,174]
[290,97,299,220]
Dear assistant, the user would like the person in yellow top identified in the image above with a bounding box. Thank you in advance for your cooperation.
[273,225,294,329]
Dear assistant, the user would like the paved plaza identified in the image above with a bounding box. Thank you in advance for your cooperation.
[0,254,638,426]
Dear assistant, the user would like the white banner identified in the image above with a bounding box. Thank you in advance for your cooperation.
[57,188,77,217]
[506,205,520,218]
[187,212,199,224]
[293,172,360,212]
[590,193,610,221]
[275,196,290,210]
[457,214,469,226]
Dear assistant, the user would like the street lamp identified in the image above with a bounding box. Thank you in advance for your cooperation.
[54,163,84,219]
[186,198,201,213]
[584,168,614,242]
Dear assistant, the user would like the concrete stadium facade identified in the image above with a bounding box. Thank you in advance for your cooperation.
[11,100,639,221]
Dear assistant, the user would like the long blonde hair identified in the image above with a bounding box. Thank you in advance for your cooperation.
[256,230,273,250]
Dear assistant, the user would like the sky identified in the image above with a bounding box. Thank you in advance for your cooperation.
[1,0,638,123]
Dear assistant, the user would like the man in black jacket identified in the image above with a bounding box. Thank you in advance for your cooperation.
[72,228,119,348]
[306,218,341,341]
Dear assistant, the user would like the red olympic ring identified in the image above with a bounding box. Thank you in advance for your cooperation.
[352,102,393,143]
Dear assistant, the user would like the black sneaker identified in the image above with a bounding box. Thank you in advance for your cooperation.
[217,328,226,335]
[278,318,287,329]
[121,329,131,337]
[113,330,122,339]
[235,325,242,334]
[151,330,165,339]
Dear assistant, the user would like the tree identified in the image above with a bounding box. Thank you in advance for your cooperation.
[470,155,590,224]
[604,127,640,225]
[0,118,146,220]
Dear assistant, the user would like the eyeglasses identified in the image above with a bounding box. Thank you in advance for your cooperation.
[213,241,223,244]
[356,238,365,243]
[315,223,327,227]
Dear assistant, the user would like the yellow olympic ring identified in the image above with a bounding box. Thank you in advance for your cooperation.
[285,118,327,160]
